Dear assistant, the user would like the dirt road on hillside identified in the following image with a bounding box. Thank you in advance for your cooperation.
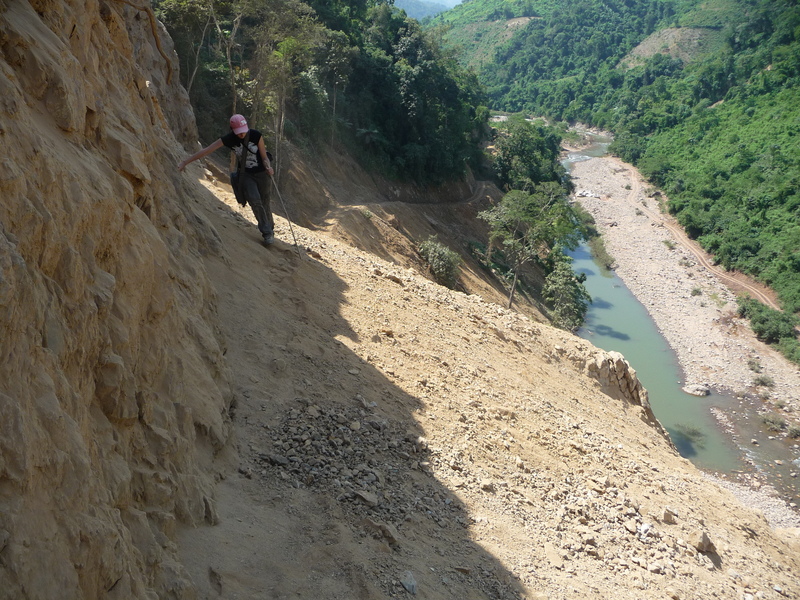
[618,165,780,310]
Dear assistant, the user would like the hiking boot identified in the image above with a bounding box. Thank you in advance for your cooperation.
[263,231,274,245]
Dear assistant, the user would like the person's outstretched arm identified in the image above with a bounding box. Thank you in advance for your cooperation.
[177,138,225,171]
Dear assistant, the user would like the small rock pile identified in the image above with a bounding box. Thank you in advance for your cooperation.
[244,397,529,597]
[254,398,467,528]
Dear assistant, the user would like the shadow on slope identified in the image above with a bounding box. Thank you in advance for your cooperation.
[177,185,528,599]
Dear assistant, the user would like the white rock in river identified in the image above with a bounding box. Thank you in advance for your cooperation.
[682,383,710,397]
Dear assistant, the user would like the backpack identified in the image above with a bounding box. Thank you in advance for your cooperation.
[229,134,275,206]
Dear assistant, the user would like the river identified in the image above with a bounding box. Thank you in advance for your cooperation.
[562,136,800,511]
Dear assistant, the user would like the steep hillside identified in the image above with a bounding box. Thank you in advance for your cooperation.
[0,1,233,597]
[2,2,800,600]
[179,165,800,600]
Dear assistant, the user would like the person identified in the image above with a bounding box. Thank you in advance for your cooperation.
[178,114,276,244]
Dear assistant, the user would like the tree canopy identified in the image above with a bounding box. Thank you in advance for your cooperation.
[439,0,800,317]
[155,0,489,183]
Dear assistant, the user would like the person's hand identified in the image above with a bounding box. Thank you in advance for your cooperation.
[267,167,274,176]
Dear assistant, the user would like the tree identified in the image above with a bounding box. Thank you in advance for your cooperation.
[211,1,243,111]
[479,182,584,308]
[543,250,591,331]
[418,236,461,288]
[492,117,563,192]
[154,0,214,94]
[320,30,357,144]
[247,0,324,175]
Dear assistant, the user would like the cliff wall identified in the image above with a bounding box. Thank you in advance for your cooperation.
[0,1,232,597]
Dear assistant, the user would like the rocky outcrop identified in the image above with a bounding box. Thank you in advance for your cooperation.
[558,344,667,435]
[0,2,232,597]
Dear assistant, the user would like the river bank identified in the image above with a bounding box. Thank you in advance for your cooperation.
[566,148,800,527]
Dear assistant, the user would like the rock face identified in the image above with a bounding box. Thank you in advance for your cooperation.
[565,346,668,437]
[0,2,232,597]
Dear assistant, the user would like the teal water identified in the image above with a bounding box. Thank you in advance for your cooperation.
[563,137,800,506]
[564,138,742,473]
[569,245,742,472]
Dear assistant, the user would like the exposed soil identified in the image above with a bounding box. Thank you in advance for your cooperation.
[174,170,800,600]
[618,27,724,69]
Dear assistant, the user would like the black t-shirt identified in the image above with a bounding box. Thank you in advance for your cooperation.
[221,129,266,174]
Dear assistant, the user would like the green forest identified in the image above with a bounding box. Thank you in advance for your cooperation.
[155,0,487,184]
[436,0,800,358]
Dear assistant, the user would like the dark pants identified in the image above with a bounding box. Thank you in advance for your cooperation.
[238,171,274,235]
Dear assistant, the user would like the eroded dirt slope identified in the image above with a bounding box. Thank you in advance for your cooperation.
[176,178,800,600]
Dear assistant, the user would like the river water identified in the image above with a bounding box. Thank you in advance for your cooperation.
[563,138,800,507]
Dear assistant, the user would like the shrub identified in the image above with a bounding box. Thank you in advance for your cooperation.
[788,426,800,439]
[762,413,786,432]
[738,297,799,345]
[778,337,800,365]
[748,358,762,373]
[691,287,702,296]
[574,204,614,270]
[753,374,775,387]
[708,292,726,308]
[588,237,615,271]
[419,236,461,288]
[544,251,591,331]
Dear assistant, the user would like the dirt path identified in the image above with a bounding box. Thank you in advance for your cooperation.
[617,159,780,310]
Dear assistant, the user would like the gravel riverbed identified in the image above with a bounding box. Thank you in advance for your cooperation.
[568,153,800,529]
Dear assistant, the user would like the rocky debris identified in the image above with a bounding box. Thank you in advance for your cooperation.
[682,384,710,397]
[235,365,798,599]
[400,570,418,594]
[688,530,716,553]
[251,401,471,537]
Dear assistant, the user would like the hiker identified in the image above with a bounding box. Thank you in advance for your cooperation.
[178,114,276,244]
